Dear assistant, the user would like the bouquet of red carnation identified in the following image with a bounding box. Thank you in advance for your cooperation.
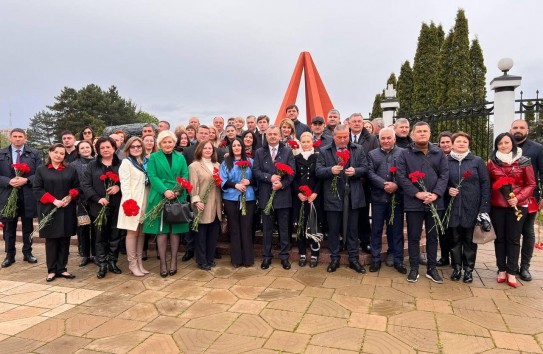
[122,199,140,217]
[220,140,227,148]
[492,176,522,221]
[389,166,398,225]
[331,149,351,198]
[31,188,79,240]
[409,170,445,234]
[442,170,473,228]
[235,160,251,215]
[192,167,222,231]
[313,140,322,148]
[264,162,294,215]
[297,185,313,239]
[141,177,192,225]
[287,140,299,150]
[1,163,31,219]
[94,172,120,230]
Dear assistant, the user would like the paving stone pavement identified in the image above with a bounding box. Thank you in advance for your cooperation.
[0,242,542,353]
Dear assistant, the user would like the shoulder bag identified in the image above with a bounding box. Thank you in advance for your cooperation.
[163,200,193,224]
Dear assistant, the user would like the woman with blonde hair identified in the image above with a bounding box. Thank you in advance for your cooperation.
[209,126,220,147]
[117,137,150,276]
[279,118,301,155]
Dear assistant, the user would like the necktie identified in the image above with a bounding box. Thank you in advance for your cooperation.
[271,147,277,161]
[353,135,358,142]
[15,149,21,164]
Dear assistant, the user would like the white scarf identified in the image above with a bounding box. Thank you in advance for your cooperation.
[496,148,523,164]
[450,150,470,162]
[300,149,314,160]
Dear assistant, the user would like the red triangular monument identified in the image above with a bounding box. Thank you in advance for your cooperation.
[275,52,334,126]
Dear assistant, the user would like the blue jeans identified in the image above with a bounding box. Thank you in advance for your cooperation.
[371,202,404,265]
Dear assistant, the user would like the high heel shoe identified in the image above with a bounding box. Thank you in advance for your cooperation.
[169,269,177,276]
[497,272,507,283]
[507,275,518,288]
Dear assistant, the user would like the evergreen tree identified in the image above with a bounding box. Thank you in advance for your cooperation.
[26,111,58,153]
[469,37,487,104]
[387,73,397,88]
[371,92,384,118]
[436,30,454,108]
[412,22,441,112]
[397,61,414,117]
[446,9,472,107]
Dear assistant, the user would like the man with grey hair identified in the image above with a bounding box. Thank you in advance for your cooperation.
[316,124,368,273]
[372,118,384,135]
[213,116,225,140]
[394,118,412,148]
[324,109,341,137]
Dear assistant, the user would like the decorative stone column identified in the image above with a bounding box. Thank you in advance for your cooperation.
[380,84,400,127]
[490,58,521,142]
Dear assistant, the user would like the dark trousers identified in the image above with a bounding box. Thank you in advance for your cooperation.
[3,207,33,256]
[45,237,70,274]
[521,211,536,269]
[297,201,320,258]
[406,211,439,270]
[491,206,527,275]
[262,208,290,260]
[371,202,404,265]
[358,205,371,246]
[195,217,220,266]
[439,225,452,260]
[449,226,477,271]
[185,229,196,254]
[224,200,255,266]
[327,209,360,262]
[77,225,95,258]
[93,212,120,264]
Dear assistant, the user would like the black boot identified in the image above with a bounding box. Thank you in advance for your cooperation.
[450,266,462,281]
[108,261,122,274]
[463,270,473,283]
[520,266,532,281]
[97,264,108,279]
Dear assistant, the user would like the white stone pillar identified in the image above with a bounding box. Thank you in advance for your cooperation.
[381,99,400,127]
[490,58,521,142]
[380,84,400,127]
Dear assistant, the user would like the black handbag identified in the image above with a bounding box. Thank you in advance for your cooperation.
[163,200,193,224]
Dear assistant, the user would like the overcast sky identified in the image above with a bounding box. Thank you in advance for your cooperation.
[1,0,541,129]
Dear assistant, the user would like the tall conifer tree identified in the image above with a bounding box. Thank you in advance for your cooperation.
[412,22,441,112]
[397,61,414,116]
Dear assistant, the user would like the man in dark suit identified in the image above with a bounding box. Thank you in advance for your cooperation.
[255,115,270,148]
[349,113,379,254]
[253,126,296,270]
[285,104,311,139]
[0,128,42,267]
[510,119,543,281]
[316,124,368,273]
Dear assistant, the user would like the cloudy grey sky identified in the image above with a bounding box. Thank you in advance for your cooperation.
[1,0,541,129]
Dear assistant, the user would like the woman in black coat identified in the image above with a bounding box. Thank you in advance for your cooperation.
[292,132,322,267]
[446,132,491,283]
[33,144,79,282]
[81,137,122,279]
[70,140,96,267]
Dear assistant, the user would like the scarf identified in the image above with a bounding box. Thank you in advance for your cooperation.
[300,149,314,160]
[128,156,149,185]
[449,150,470,162]
[496,148,523,165]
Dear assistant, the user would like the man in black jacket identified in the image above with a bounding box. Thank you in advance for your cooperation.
[510,119,543,281]
[367,128,406,274]
[253,126,296,270]
[397,122,449,283]
[316,125,368,274]
[349,113,379,253]
[285,104,311,139]
[394,118,413,148]
[0,128,42,267]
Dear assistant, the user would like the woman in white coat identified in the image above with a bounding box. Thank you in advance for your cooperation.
[117,137,150,276]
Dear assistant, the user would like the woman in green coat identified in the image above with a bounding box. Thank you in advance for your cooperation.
[143,130,189,277]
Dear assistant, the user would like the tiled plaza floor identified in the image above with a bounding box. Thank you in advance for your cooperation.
[0,241,542,353]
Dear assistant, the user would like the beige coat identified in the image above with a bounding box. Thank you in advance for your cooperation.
[117,158,149,231]
[189,160,222,224]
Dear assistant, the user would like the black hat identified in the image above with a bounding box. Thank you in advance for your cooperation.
[311,116,325,124]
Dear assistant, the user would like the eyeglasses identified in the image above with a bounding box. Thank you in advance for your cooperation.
[130,145,143,149]
[83,131,92,135]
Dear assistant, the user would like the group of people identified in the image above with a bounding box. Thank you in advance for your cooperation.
[0,105,540,288]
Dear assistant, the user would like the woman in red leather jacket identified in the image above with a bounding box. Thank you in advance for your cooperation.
[487,132,535,288]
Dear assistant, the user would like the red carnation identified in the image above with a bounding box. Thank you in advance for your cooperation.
[235,161,251,168]
[287,140,299,149]
[176,177,193,193]
[68,189,79,199]
[390,166,397,173]
[275,162,294,176]
[220,140,227,148]
[12,163,31,174]
[99,174,107,181]
[409,171,425,183]
[299,185,313,197]
[212,167,222,187]
[313,140,322,148]
[462,170,473,179]
[336,150,351,166]
[122,199,140,216]
[106,171,120,183]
